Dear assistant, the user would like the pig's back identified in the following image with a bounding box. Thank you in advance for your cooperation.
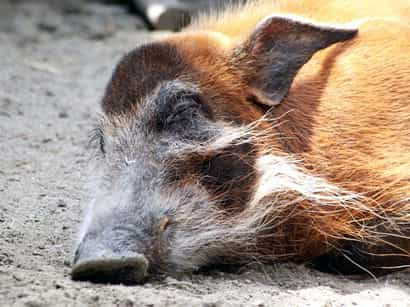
[190,0,410,39]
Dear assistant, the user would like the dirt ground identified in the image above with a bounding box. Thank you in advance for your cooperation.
[0,2,409,306]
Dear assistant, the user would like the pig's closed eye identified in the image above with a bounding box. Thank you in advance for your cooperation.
[157,93,212,135]
[165,98,202,127]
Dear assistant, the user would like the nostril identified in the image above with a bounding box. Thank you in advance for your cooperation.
[71,253,149,285]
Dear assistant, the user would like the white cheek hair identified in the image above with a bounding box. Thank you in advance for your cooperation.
[251,154,359,208]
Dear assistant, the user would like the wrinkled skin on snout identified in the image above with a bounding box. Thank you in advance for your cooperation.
[72,15,361,284]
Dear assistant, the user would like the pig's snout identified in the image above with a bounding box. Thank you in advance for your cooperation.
[71,251,149,284]
[71,227,150,284]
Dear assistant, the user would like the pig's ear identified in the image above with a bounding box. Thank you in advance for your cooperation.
[235,15,358,106]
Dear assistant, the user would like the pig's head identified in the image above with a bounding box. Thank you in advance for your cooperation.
[72,15,357,284]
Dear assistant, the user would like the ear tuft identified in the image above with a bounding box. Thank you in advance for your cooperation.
[237,14,358,107]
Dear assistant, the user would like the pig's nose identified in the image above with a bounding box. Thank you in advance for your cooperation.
[71,253,149,284]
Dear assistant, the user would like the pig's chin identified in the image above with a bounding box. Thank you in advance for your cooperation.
[164,204,261,274]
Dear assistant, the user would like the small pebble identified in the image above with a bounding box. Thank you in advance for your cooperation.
[37,22,58,33]
[58,110,69,118]
[57,199,67,208]
[54,282,64,289]
[42,138,53,143]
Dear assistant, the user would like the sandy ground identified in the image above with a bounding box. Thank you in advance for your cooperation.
[0,2,409,306]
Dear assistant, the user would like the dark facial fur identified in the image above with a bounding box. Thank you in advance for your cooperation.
[74,42,261,280]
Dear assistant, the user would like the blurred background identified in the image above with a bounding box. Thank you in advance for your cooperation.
[0,0,246,42]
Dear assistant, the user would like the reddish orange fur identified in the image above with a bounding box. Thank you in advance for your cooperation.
[154,0,410,271]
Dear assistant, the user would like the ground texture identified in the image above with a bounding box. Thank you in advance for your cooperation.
[0,2,409,306]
